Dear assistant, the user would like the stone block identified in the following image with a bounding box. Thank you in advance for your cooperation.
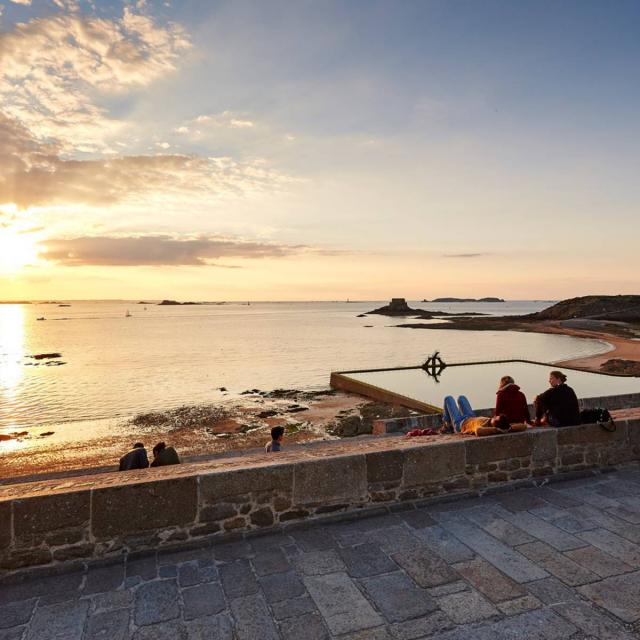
[26,600,89,640]
[436,589,499,624]
[530,429,557,464]
[403,442,465,487]
[13,492,90,545]
[577,570,640,623]
[556,422,627,446]
[366,450,403,484]
[134,579,180,626]
[182,583,225,620]
[92,478,197,538]
[465,432,532,466]
[627,420,640,447]
[293,456,367,506]
[199,465,292,504]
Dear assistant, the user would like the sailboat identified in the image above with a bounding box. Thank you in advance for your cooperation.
[125,310,132,317]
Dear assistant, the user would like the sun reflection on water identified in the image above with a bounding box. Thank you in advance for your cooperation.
[0,303,25,403]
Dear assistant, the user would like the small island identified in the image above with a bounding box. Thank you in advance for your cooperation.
[158,300,201,306]
[365,298,486,318]
[424,297,505,303]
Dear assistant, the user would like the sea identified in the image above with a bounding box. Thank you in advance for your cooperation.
[0,300,612,433]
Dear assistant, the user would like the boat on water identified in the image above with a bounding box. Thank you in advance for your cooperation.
[125,310,132,317]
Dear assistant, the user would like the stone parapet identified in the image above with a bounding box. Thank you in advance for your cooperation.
[1,418,639,574]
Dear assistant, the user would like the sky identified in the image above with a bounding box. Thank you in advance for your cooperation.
[0,0,638,300]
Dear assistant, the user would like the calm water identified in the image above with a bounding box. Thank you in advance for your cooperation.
[0,300,613,431]
[345,362,639,411]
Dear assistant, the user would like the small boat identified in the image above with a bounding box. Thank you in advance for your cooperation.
[125,310,132,317]
[36,317,46,321]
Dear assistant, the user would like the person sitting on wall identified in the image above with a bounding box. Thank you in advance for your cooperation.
[533,370,580,427]
[495,376,531,424]
[266,425,285,452]
[150,441,181,467]
[442,395,527,437]
[119,442,149,471]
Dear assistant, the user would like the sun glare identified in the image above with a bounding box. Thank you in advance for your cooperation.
[0,228,40,273]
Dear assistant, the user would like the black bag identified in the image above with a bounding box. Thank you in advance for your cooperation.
[579,408,616,432]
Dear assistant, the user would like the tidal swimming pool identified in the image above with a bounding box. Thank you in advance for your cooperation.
[341,361,640,410]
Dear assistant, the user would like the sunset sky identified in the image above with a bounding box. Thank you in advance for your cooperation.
[0,0,638,300]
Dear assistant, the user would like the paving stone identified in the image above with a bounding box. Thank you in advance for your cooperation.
[251,548,290,576]
[526,577,583,604]
[279,612,329,640]
[132,620,188,640]
[463,509,535,546]
[495,490,548,513]
[367,525,422,554]
[0,570,84,606]
[528,505,565,520]
[489,607,578,639]
[413,525,475,564]
[25,600,89,640]
[516,541,599,586]
[83,563,125,594]
[531,487,583,508]
[0,628,25,640]
[435,589,499,624]
[560,487,621,509]
[426,581,470,597]
[178,561,217,587]
[496,594,542,616]
[606,505,640,525]
[134,579,180,626]
[159,565,177,578]
[398,509,437,529]
[577,528,640,566]
[292,550,345,575]
[182,582,225,620]
[391,548,459,588]
[84,608,129,640]
[212,540,253,561]
[338,627,392,640]
[360,572,438,622]
[126,554,158,581]
[564,545,633,578]
[493,508,586,551]
[552,601,638,639]
[158,547,213,567]
[434,513,548,583]
[577,570,640,623]
[0,599,36,629]
[452,557,527,602]
[271,594,317,620]
[569,505,640,544]
[90,590,133,613]
[304,572,383,636]
[229,593,280,640]
[339,543,397,578]
[547,514,599,534]
[388,611,454,639]
[291,527,338,552]
[184,613,233,640]
[219,559,259,599]
[259,570,305,603]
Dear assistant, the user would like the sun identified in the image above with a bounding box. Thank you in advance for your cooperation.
[0,227,41,273]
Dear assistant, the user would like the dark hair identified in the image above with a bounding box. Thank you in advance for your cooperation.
[133,442,145,449]
[550,370,567,383]
[495,415,510,431]
[271,426,285,441]
[153,442,166,456]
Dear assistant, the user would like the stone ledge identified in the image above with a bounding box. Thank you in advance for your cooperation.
[0,418,638,574]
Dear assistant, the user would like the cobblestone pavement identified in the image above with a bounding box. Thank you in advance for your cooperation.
[2,469,640,639]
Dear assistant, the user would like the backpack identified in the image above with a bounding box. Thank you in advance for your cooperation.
[579,408,616,432]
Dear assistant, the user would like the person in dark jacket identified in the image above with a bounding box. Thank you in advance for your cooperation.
[495,376,530,424]
[119,442,149,471]
[150,442,181,467]
[534,370,580,427]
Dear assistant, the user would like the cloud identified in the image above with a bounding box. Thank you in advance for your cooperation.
[0,113,294,208]
[442,253,487,258]
[0,8,190,150]
[42,235,308,266]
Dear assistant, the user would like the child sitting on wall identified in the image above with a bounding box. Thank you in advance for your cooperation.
[442,395,527,437]
[266,426,285,452]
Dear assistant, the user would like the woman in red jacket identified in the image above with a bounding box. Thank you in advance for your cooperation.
[495,376,530,424]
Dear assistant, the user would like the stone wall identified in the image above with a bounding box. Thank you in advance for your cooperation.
[1,418,639,575]
[373,392,640,434]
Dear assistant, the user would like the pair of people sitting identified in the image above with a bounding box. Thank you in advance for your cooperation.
[118,441,180,470]
[443,370,579,436]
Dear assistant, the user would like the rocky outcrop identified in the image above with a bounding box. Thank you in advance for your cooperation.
[366,298,433,317]
[527,295,640,322]
[601,359,640,376]
[428,297,504,303]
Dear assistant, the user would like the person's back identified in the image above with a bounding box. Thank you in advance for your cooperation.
[539,383,580,426]
[265,425,284,453]
[150,445,180,467]
[119,443,149,471]
[495,381,530,424]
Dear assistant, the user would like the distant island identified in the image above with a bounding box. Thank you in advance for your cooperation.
[423,297,505,303]
[158,300,201,306]
[365,298,486,318]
